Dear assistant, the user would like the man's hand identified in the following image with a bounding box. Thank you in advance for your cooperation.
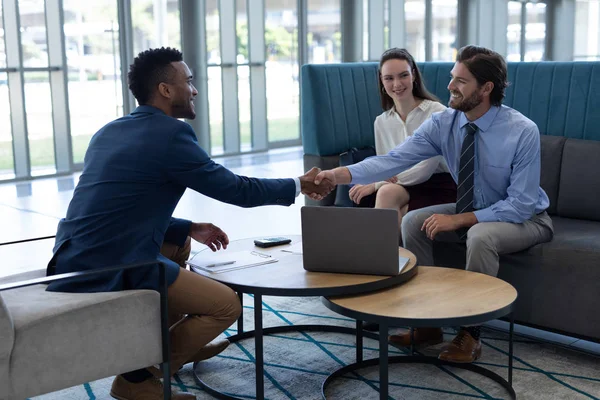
[349,183,377,204]
[314,169,337,186]
[386,176,398,184]
[190,222,229,252]
[421,213,477,240]
[300,167,334,200]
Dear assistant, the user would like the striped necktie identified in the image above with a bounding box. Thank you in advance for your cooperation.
[455,122,478,239]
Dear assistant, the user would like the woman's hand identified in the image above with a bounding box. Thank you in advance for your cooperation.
[348,183,377,204]
[190,222,229,252]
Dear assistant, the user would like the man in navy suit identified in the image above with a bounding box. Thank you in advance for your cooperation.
[47,47,332,400]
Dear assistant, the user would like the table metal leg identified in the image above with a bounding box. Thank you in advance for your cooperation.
[509,313,514,386]
[237,291,244,334]
[410,327,415,355]
[254,294,264,400]
[379,323,389,400]
[356,320,363,363]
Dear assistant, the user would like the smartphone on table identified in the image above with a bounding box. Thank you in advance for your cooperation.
[253,237,292,248]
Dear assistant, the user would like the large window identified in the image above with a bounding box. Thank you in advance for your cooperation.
[574,0,600,60]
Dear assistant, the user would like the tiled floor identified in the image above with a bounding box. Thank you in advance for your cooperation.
[1,145,598,358]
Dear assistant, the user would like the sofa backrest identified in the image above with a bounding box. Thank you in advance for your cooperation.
[301,61,600,157]
[0,294,14,398]
[556,139,600,221]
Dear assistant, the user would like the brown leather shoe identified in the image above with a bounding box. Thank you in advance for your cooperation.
[185,339,230,364]
[110,375,196,399]
[389,327,443,347]
[438,329,482,363]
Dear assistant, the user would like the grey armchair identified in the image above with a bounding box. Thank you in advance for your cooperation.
[0,260,172,400]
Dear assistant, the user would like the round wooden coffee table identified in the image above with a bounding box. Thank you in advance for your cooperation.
[322,266,518,399]
[191,235,417,400]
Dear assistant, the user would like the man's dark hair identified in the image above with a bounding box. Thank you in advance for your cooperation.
[455,45,508,106]
[378,47,439,111]
[128,47,183,104]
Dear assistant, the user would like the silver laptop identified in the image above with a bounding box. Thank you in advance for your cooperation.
[301,206,405,276]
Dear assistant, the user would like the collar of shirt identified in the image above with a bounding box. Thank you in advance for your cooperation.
[458,105,501,132]
[131,105,166,115]
[386,99,433,120]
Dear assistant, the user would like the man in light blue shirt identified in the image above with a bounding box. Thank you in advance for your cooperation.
[314,45,554,363]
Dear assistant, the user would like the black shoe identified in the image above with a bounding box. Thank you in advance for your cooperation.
[362,321,379,331]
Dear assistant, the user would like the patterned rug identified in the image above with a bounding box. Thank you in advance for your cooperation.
[33,295,600,400]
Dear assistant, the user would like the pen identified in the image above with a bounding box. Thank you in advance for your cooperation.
[210,261,236,268]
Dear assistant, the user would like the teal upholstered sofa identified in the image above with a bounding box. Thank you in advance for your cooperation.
[301,61,600,341]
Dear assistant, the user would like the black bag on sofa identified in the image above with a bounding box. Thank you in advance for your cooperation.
[334,146,376,207]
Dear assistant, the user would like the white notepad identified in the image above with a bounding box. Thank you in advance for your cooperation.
[186,250,278,274]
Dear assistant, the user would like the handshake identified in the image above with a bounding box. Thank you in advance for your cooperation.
[298,167,338,201]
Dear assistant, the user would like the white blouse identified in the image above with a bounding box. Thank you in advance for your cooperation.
[373,99,449,189]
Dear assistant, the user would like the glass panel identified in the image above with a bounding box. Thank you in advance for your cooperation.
[208,66,224,155]
[0,4,6,69]
[236,0,251,151]
[206,0,221,65]
[24,72,55,175]
[0,72,14,178]
[384,0,389,50]
[18,0,49,67]
[265,0,300,142]
[362,0,368,61]
[525,2,546,61]
[431,0,457,61]
[206,0,223,155]
[63,0,123,164]
[507,1,522,62]
[405,0,425,61]
[237,0,248,64]
[307,0,341,63]
[132,0,181,55]
[0,7,13,178]
[574,0,600,61]
[238,66,251,151]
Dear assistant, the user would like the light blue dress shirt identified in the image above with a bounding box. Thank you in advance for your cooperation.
[347,105,550,223]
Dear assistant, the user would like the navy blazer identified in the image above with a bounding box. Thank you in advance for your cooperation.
[47,106,296,293]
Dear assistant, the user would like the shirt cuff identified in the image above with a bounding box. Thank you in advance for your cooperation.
[473,208,496,223]
[293,177,301,197]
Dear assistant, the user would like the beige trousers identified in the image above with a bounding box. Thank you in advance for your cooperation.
[160,238,241,373]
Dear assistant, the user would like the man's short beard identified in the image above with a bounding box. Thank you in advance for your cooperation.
[449,91,483,113]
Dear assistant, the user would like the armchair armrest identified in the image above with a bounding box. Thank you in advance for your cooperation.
[0,260,173,399]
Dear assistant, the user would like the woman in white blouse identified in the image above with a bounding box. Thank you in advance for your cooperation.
[349,48,457,231]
